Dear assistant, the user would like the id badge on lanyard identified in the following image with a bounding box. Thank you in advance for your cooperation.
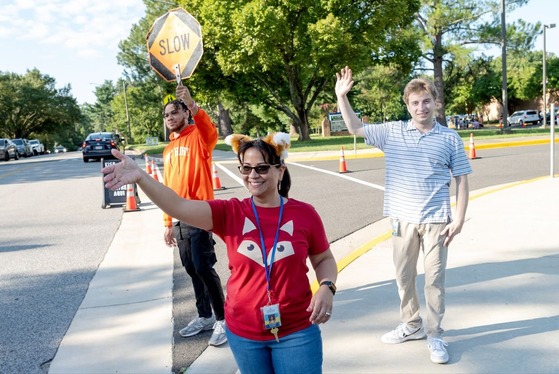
[261,303,281,342]
[252,196,284,342]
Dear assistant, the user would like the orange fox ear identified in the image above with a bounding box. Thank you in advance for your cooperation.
[262,132,290,160]
[225,134,253,154]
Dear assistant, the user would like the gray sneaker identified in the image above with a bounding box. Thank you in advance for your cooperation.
[179,315,216,337]
[381,322,426,344]
[427,337,449,364]
[208,320,227,346]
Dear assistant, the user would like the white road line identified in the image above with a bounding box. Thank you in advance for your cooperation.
[215,161,385,191]
[287,161,385,191]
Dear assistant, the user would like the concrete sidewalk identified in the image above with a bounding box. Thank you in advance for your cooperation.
[48,200,174,373]
[48,143,559,373]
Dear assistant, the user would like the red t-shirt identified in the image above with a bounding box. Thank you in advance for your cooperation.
[208,197,330,340]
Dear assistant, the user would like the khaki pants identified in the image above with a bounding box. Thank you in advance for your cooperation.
[391,219,448,338]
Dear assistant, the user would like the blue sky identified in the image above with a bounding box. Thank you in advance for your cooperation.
[0,0,146,105]
[0,0,554,105]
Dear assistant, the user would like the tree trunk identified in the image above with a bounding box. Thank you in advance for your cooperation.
[293,108,310,141]
[299,121,310,141]
[433,31,448,127]
[286,65,311,141]
[217,102,233,137]
[289,123,298,136]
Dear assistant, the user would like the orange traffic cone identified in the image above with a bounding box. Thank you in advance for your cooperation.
[339,146,348,173]
[151,160,159,182]
[469,133,478,159]
[154,162,163,184]
[123,183,141,212]
[212,163,224,190]
[145,154,152,174]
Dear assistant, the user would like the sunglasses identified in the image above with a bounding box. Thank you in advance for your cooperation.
[238,164,280,175]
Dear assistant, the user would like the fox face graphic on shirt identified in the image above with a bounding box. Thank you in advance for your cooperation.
[208,198,329,340]
[238,217,295,267]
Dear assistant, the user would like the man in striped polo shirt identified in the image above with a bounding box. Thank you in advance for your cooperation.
[335,66,472,364]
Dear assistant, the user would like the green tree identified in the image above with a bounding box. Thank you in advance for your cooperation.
[445,55,501,116]
[545,54,559,106]
[414,0,537,125]
[194,0,419,140]
[83,80,117,132]
[352,65,411,123]
[111,80,165,144]
[116,1,420,140]
[0,69,82,143]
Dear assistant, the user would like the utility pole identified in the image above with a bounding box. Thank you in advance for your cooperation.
[122,82,132,144]
[500,0,510,133]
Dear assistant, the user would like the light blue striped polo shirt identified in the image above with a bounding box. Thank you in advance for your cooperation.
[363,120,472,224]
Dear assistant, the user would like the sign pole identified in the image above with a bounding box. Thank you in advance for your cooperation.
[551,103,555,178]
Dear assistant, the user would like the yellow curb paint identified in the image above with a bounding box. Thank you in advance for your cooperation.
[470,138,559,151]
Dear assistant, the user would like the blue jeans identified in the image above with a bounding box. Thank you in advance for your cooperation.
[226,324,322,374]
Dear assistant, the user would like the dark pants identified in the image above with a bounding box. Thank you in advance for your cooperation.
[174,222,225,321]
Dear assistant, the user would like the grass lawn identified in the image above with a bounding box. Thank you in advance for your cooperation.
[132,125,555,155]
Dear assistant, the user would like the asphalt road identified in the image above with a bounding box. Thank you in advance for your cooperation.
[0,152,123,374]
[0,142,556,373]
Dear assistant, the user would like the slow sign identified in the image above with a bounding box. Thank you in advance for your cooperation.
[146,8,203,82]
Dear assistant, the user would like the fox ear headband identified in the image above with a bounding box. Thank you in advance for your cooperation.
[225,132,291,161]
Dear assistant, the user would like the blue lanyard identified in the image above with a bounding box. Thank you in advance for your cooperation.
[251,196,284,294]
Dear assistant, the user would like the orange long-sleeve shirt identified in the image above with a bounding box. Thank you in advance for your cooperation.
[162,108,218,227]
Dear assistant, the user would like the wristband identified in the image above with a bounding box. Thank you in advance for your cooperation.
[187,101,197,111]
[320,280,336,295]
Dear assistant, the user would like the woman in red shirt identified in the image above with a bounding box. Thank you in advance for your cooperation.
[102,132,337,374]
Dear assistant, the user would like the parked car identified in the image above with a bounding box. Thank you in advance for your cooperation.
[81,132,124,162]
[54,145,67,153]
[540,108,559,123]
[0,138,19,161]
[11,138,33,157]
[507,110,541,127]
[28,139,45,155]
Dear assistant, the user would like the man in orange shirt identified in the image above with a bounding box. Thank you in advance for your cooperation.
[162,84,226,346]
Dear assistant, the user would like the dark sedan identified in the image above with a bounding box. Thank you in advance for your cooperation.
[82,132,124,162]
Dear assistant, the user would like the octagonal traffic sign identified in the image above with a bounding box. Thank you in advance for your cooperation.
[146,8,203,82]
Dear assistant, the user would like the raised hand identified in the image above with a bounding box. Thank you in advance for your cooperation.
[335,66,354,98]
[102,149,143,190]
[176,85,194,107]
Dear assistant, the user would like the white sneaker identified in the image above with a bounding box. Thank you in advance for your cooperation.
[427,337,449,364]
[208,320,227,346]
[381,322,426,344]
[179,315,216,337]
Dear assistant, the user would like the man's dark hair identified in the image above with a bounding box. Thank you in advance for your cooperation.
[163,100,192,123]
